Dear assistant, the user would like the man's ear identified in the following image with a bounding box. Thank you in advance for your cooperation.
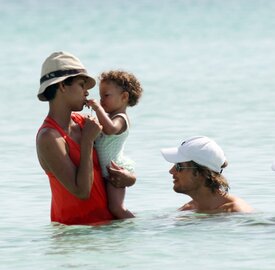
[193,170,199,177]
[193,169,201,178]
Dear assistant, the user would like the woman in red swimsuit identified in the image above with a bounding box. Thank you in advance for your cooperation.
[36,52,136,225]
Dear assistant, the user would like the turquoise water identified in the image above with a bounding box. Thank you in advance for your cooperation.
[1,0,275,269]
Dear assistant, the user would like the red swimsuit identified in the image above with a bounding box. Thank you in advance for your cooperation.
[38,113,113,225]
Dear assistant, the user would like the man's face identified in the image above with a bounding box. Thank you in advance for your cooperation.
[169,162,201,195]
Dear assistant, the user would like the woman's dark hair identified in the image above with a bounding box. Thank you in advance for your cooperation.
[188,161,229,194]
[43,76,75,101]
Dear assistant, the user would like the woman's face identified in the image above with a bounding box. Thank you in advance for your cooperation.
[63,76,89,111]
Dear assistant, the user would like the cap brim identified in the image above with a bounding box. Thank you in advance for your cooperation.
[161,147,185,163]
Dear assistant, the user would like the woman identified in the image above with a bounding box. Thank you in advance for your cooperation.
[36,51,136,225]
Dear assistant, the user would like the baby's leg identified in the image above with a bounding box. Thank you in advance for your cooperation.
[106,181,135,219]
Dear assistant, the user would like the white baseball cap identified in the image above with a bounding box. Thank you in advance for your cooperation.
[161,136,226,173]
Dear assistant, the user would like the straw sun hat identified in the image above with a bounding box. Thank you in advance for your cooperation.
[37,51,96,101]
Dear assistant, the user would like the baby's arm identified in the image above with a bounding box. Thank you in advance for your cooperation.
[87,99,126,135]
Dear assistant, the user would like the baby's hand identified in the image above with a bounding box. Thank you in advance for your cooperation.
[86,99,100,111]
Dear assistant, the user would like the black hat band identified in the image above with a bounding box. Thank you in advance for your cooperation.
[40,69,87,84]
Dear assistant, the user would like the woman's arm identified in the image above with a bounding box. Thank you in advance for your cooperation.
[36,116,102,199]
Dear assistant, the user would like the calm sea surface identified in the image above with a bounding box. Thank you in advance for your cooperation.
[1,0,275,269]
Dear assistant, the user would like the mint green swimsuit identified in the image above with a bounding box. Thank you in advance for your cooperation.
[95,113,135,178]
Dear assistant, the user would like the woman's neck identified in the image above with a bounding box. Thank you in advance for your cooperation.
[48,103,72,131]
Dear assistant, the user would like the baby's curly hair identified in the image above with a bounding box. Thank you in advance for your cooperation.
[99,70,143,107]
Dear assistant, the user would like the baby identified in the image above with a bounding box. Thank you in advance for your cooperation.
[87,70,143,219]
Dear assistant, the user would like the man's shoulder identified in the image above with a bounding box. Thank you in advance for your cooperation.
[178,200,197,211]
[219,195,253,213]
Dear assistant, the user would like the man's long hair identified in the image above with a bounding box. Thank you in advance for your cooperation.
[189,161,229,194]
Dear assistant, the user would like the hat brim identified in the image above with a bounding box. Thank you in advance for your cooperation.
[161,147,189,163]
[37,73,96,101]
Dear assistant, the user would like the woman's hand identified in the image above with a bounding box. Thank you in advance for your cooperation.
[107,161,136,188]
[82,115,102,142]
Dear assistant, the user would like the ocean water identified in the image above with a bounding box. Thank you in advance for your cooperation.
[1,0,275,269]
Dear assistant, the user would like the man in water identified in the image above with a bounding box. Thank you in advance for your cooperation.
[161,136,253,213]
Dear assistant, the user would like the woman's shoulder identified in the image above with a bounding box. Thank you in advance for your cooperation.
[37,125,61,142]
